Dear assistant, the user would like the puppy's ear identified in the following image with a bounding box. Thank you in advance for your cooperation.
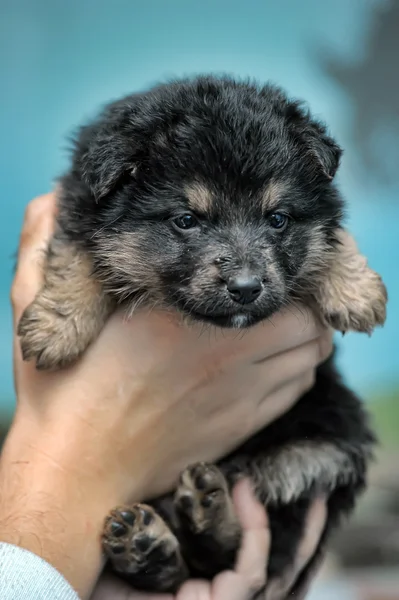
[303,122,342,181]
[74,122,138,201]
[285,101,342,181]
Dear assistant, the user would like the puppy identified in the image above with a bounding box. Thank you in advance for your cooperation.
[18,76,387,596]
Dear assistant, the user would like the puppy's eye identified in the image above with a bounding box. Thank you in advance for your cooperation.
[172,214,198,231]
[268,212,288,230]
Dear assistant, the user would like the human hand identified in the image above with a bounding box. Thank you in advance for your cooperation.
[90,479,327,600]
[0,192,332,597]
[10,192,333,499]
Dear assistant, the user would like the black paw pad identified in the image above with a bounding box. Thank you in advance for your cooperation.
[135,536,152,553]
[139,507,153,526]
[194,472,208,490]
[111,544,126,555]
[120,510,136,526]
[178,495,194,511]
[110,522,127,537]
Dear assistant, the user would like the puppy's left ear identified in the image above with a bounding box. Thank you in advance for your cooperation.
[286,102,342,181]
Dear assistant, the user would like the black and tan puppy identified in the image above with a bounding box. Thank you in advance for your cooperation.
[18,76,387,597]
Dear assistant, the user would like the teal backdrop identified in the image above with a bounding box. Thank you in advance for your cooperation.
[1,0,398,424]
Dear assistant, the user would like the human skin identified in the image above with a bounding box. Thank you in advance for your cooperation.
[91,480,327,600]
[0,193,332,598]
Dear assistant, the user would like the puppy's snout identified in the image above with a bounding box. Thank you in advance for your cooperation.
[227,275,263,305]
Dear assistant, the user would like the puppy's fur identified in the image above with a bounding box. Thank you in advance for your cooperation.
[18,76,387,596]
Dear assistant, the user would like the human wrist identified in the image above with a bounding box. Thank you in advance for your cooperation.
[0,419,149,598]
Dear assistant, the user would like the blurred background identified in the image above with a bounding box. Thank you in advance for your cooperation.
[1,0,398,597]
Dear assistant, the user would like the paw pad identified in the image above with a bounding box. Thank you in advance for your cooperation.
[102,503,181,579]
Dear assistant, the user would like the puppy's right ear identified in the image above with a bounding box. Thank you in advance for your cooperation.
[285,101,342,181]
[74,123,138,201]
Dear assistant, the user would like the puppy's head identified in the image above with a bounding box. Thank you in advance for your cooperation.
[70,76,344,327]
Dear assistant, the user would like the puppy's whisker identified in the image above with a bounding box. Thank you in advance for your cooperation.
[90,215,123,240]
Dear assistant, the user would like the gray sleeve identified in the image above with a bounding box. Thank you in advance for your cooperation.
[0,543,80,600]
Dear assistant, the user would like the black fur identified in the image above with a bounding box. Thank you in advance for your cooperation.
[53,76,375,595]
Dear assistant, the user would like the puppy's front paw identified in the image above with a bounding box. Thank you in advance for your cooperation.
[315,230,388,335]
[102,504,186,592]
[323,268,387,334]
[18,298,86,370]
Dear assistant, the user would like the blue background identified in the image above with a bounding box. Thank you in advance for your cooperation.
[1,0,398,421]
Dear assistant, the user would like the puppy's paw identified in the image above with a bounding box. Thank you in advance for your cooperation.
[175,463,237,535]
[18,297,87,370]
[102,504,186,592]
[322,268,387,334]
[17,236,113,371]
[315,230,388,335]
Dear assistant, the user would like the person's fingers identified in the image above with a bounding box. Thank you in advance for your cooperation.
[261,304,324,352]
[195,304,325,373]
[233,479,270,581]
[255,335,329,401]
[212,571,259,600]
[238,306,325,366]
[176,579,210,600]
[287,548,326,600]
[255,367,316,428]
[210,479,270,600]
[292,497,327,575]
[11,193,56,327]
[264,497,327,600]
[254,330,333,427]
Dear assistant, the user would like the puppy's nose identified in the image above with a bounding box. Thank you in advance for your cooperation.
[227,276,263,305]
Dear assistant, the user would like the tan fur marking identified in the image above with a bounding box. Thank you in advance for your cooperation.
[301,225,329,274]
[312,229,387,333]
[261,180,288,212]
[18,237,113,370]
[95,232,163,312]
[185,182,213,214]
[250,441,371,505]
